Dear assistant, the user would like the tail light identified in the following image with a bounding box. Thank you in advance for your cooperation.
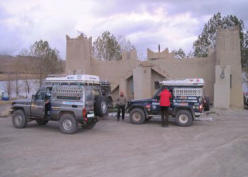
[82,108,88,121]
[199,104,203,112]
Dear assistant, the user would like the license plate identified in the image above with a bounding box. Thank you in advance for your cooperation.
[87,113,94,118]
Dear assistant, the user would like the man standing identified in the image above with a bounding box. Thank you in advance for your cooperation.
[159,88,172,127]
[44,89,51,118]
[116,91,127,121]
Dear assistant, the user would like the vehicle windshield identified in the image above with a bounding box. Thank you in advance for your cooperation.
[153,87,163,99]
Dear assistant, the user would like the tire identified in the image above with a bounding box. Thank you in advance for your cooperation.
[95,96,108,117]
[12,110,27,128]
[36,120,48,126]
[175,110,193,127]
[82,120,96,129]
[130,108,145,124]
[59,114,78,134]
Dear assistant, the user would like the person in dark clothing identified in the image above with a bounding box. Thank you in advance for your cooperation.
[159,88,172,127]
[44,89,51,118]
[116,91,127,120]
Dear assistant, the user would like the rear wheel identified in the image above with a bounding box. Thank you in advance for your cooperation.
[175,110,193,127]
[59,114,78,134]
[36,120,48,126]
[12,110,27,128]
[130,108,145,124]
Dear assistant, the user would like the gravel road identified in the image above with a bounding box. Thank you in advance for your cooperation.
[0,109,248,177]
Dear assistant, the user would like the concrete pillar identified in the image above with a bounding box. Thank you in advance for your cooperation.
[133,66,152,99]
[119,78,128,97]
[215,27,244,108]
[214,65,231,108]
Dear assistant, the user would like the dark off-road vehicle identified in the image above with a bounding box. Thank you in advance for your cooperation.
[127,78,205,127]
[11,75,110,134]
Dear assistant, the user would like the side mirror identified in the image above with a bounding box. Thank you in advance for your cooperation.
[154,81,160,89]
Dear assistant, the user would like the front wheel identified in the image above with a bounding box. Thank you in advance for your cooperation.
[175,110,193,127]
[130,108,145,124]
[59,114,78,134]
[12,110,27,128]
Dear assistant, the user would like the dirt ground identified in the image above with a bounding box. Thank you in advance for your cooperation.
[0,108,248,177]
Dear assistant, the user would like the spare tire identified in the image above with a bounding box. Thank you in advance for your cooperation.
[94,96,108,117]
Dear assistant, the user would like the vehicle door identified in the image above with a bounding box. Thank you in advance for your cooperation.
[150,88,162,114]
[31,88,46,118]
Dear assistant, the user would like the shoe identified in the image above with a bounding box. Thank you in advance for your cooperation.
[162,124,168,127]
[117,118,120,121]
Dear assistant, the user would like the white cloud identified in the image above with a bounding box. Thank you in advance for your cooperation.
[0,0,247,59]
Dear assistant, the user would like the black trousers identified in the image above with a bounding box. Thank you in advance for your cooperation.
[45,102,51,118]
[160,106,169,126]
[117,105,125,120]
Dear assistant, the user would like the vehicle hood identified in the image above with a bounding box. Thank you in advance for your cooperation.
[12,99,31,105]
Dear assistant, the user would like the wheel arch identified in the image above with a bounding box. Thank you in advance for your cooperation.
[58,111,76,119]
[129,106,148,118]
[12,106,26,115]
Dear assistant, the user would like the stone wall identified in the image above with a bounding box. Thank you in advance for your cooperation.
[65,27,244,108]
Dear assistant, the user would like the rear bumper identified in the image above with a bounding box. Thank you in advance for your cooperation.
[195,112,202,117]
[79,116,97,124]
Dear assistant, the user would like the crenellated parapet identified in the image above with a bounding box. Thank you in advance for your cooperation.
[147,48,175,60]
[65,34,92,74]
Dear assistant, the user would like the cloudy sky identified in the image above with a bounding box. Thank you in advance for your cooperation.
[0,0,247,59]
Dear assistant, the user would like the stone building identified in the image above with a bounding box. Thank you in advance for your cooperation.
[65,27,244,109]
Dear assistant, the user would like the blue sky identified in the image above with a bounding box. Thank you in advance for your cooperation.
[0,0,247,59]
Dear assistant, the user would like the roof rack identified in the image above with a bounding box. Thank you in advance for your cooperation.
[160,78,204,86]
[44,74,100,85]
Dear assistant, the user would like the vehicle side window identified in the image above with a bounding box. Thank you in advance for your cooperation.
[35,90,45,100]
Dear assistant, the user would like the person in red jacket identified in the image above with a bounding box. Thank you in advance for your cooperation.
[159,88,172,127]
